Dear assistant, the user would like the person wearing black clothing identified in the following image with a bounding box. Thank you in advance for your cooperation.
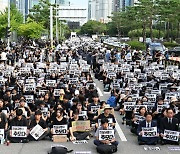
[8,109,29,143]
[160,108,179,145]
[29,110,49,141]
[69,110,90,141]
[95,106,116,129]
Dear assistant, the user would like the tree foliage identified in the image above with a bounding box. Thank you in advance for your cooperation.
[80,20,107,36]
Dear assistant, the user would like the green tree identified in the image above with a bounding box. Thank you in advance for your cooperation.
[0,4,23,38]
[80,20,107,36]
[18,19,44,39]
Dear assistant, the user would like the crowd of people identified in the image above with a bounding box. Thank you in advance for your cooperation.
[0,37,179,152]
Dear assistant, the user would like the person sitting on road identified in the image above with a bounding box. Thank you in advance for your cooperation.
[94,118,119,146]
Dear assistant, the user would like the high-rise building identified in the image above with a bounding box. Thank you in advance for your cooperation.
[0,0,8,12]
[113,0,135,12]
[10,0,68,22]
[88,0,113,23]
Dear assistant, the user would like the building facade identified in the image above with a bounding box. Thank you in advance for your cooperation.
[0,0,8,12]
[88,0,113,23]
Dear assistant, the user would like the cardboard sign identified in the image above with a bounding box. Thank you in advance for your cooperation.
[30,124,45,140]
[91,106,100,114]
[72,120,90,132]
[12,126,27,138]
[0,129,4,140]
[124,102,136,111]
[53,135,67,143]
[46,80,56,87]
[24,95,34,103]
[163,130,180,142]
[53,125,68,135]
[142,127,157,137]
[134,115,145,125]
[99,130,114,141]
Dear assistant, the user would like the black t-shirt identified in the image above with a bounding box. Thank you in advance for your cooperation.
[10,117,29,129]
[29,118,47,129]
[96,113,116,124]
[51,117,67,128]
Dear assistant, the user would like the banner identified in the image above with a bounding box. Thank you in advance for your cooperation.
[12,126,27,138]
[53,125,68,135]
[72,120,90,132]
[30,124,45,140]
[99,130,114,141]
[142,127,157,137]
[163,130,180,142]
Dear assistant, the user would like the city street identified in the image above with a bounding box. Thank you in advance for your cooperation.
[0,77,179,154]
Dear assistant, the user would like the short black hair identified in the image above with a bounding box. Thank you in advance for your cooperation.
[16,109,23,116]
[101,118,109,125]
[145,112,152,117]
[35,110,42,115]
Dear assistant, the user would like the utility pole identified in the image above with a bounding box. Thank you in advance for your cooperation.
[50,5,53,49]
[55,0,59,43]
[7,0,10,50]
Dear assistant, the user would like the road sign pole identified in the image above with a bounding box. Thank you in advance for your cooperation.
[50,5,53,49]
[7,0,10,50]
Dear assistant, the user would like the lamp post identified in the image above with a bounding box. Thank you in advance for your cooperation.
[7,0,10,50]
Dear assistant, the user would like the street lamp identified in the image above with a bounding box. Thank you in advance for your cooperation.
[7,0,10,50]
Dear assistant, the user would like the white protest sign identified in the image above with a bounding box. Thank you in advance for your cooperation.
[24,95,34,103]
[53,125,68,135]
[91,106,100,114]
[46,80,56,87]
[99,130,115,141]
[12,126,27,138]
[98,118,113,128]
[134,115,145,125]
[54,89,61,96]
[142,127,157,137]
[157,104,169,113]
[72,140,88,144]
[124,102,136,111]
[25,84,35,92]
[163,130,180,142]
[0,129,4,139]
[30,124,45,140]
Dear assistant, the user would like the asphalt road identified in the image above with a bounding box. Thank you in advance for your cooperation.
[0,76,179,154]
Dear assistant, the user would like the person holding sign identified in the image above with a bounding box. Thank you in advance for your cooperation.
[137,112,159,145]
[95,106,116,130]
[94,118,118,146]
[160,108,179,145]
[50,109,68,136]
[8,109,29,143]
[29,110,49,141]
[69,110,90,141]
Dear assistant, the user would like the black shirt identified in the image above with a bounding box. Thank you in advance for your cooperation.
[10,117,29,129]
[29,118,47,129]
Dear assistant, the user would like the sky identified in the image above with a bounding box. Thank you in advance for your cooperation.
[70,0,88,8]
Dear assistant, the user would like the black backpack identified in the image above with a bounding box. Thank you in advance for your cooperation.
[49,146,73,154]
[96,144,117,154]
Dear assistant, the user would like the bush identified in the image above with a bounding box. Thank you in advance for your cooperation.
[128,29,164,38]
[163,42,179,48]
[128,41,146,50]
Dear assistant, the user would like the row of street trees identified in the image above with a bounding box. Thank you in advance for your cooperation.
[80,0,180,43]
[0,0,70,41]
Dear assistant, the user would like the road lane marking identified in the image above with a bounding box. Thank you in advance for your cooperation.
[97,87,103,97]
[115,118,127,141]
